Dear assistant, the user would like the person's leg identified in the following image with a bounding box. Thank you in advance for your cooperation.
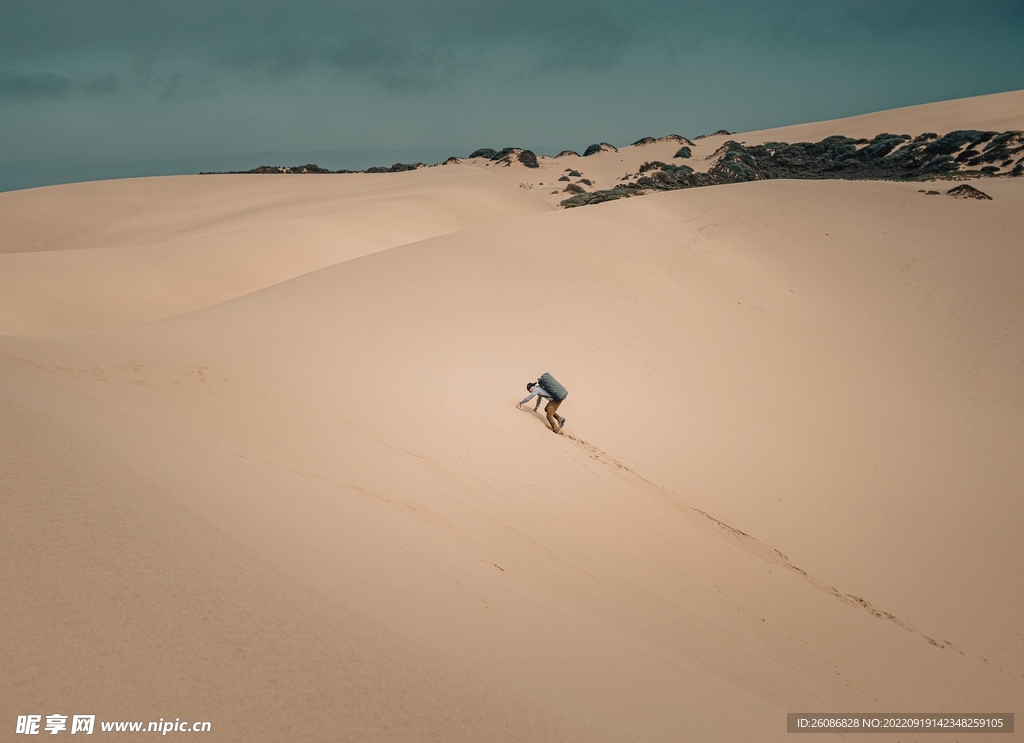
[545,399,562,433]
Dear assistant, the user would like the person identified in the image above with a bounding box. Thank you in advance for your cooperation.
[517,380,566,435]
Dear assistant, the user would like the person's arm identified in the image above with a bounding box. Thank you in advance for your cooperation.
[518,384,551,408]
[518,391,538,406]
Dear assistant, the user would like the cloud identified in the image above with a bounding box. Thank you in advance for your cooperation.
[1,0,1021,100]
[1,0,1023,177]
[0,70,123,101]
[200,1,636,91]
[0,71,73,100]
[82,74,121,94]
[0,0,643,93]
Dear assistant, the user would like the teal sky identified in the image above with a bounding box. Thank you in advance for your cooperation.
[2,1,1023,190]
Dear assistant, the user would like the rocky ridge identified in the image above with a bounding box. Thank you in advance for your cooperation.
[632,134,695,147]
[561,129,1024,207]
[203,162,426,175]
[468,148,541,168]
[200,129,1023,209]
[583,142,619,156]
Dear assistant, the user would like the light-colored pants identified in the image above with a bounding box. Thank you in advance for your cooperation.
[545,399,563,433]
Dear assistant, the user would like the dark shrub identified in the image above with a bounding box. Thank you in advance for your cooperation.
[673,146,692,159]
[863,133,910,158]
[982,132,1017,152]
[560,187,634,208]
[925,130,991,156]
[583,142,617,156]
[469,148,497,159]
[694,130,733,140]
[365,162,422,173]
[518,150,540,168]
[554,128,1019,206]
[947,184,992,199]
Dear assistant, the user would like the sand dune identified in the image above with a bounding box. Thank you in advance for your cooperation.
[2,95,1023,741]
[739,88,1024,145]
[0,168,550,334]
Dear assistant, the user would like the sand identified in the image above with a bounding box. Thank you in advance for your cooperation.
[2,92,1023,741]
[0,167,551,334]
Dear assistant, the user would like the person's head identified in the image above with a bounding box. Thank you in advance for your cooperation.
[526,382,536,392]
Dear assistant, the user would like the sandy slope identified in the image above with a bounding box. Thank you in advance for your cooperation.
[0,167,551,334]
[2,93,1024,743]
[457,89,1024,206]
[739,88,1024,145]
[3,95,1024,742]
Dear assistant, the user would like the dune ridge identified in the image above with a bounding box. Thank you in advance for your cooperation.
[0,167,551,334]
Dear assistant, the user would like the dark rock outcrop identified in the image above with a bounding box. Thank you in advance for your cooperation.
[947,184,992,200]
[638,161,693,177]
[490,147,516,160]
[561,129,1023,208]
[980,132,1023,164]
[518,150,540,168]
[694,130,732,140]
[364,162,423,173]
[658,134,695,146]
[466,147,542,168]
[561,187,631,206]
[233,163,333,174]
[583,143,618,156]
[632,135,694,147]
